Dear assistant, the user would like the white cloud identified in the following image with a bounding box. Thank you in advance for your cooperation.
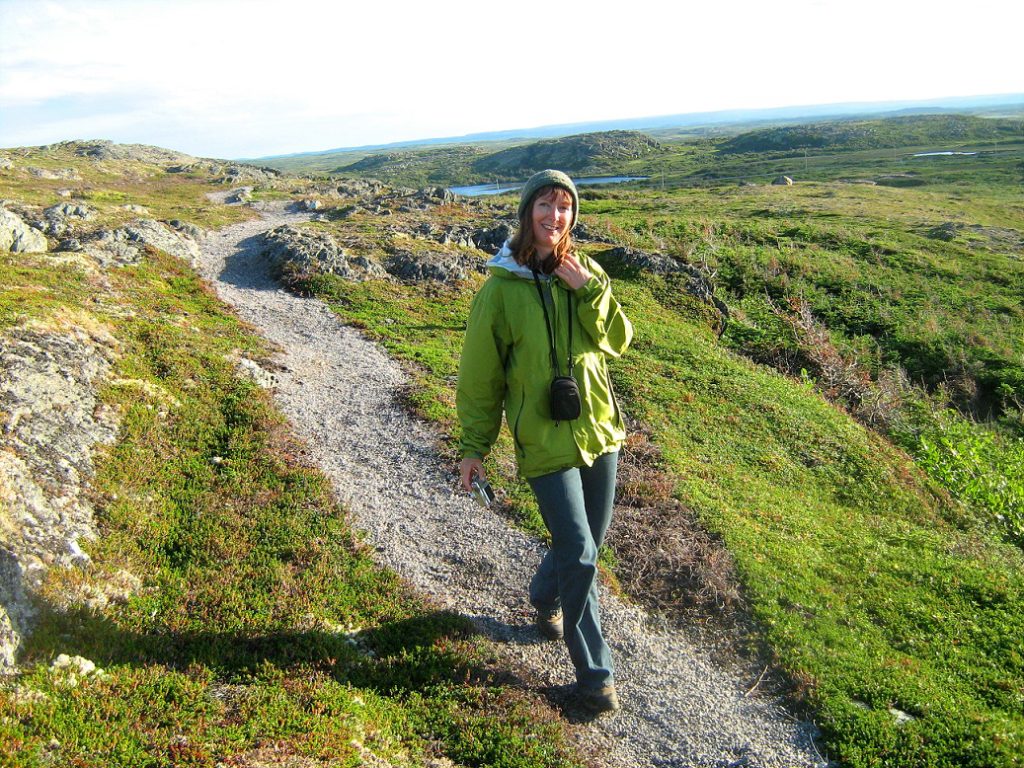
[1,0,1021,156]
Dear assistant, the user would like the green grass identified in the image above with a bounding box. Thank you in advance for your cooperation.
[0,144,259,230]
[5,123,1024,766]
[290,150,1024,765]
[0,241,582,766]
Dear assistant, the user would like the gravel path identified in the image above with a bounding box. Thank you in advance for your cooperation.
[194,203,826,768]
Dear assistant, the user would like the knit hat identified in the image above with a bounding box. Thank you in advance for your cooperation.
[517,169,579,230]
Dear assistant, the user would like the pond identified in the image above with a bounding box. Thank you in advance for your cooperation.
[912,151,978,157]
[449,175,648,197]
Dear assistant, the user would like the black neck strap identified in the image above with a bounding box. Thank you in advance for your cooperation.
[532,271,573,378]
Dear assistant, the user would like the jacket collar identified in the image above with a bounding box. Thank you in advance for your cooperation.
[487,240,551,280]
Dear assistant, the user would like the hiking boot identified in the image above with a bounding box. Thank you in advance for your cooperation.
[578,683,620,714]
[535,606,563,641]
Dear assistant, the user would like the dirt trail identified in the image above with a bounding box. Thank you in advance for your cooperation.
[194,202,825,768]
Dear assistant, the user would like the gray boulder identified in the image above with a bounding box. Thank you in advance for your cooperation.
[168,219,205,241]
[417,186,456,205]
[226,187,253,204]
[0,208,48,253]
[262,224,387,281]
[772,175,794,186]
[83,219,201,267]
[0,156,12,171]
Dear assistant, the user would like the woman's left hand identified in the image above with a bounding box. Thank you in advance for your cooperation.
[554,253,593,291]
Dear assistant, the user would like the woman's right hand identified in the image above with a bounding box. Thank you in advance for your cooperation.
[460,458,484,493]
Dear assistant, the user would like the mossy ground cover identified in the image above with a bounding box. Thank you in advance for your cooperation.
[297,158,1024,765]
[0,226,583,765]
[1,145,257,230]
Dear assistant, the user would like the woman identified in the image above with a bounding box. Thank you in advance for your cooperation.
[456,169,633,714]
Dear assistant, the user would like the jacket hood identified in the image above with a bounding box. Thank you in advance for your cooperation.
[487,241,549,280]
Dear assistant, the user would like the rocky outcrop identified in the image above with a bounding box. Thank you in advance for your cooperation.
[605,246,691,276]
[216,165,280,186]
[475,222,514,252]
[605,246,730,331]
[261,225,387,281]
[0,208,48,254]
[36,203,97,237]
[404,221,515,254]
[384,249,482,283]
[27,167,81,181]
[0,324,120,670]
[927,222,960,242]
[336,179,388,199]
[62,139,195,166]
[83,219,201,268]
[226,187,253,204]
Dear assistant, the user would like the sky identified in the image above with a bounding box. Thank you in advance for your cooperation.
[1,0,1022,160]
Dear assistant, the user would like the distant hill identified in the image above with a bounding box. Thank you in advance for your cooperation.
[471,130,661,176]
[720,114,1024,154]
[324,131,661,186]
[250,92,1024,163]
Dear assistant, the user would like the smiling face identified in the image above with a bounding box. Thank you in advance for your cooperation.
[530,187,574,258]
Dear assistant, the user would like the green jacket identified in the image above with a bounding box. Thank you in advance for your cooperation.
[457,245,633,478]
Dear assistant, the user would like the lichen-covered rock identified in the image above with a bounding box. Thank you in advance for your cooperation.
[384,248,484,283]
[472,222,515,253]
[0,326,120,670]
[83,219,201,267]
[261,224,387,281]
[0,207,48,253]
[38,202,97,237]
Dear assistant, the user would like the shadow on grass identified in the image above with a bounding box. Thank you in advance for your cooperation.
[21,601,527,695]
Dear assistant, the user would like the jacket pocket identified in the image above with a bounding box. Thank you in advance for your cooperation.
[512,385,527,458]
[605,365,627,432]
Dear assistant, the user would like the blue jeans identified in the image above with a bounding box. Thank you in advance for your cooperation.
[528,450,618,691]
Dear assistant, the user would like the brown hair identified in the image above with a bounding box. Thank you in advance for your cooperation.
[509,186,574,273]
